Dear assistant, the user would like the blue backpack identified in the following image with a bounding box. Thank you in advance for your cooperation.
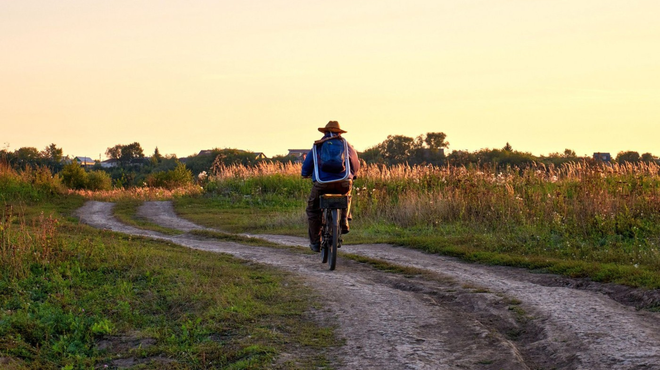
[317,137,347,173]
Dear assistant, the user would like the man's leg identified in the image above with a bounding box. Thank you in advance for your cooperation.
[306,183,323,251]
[338,181,352,234]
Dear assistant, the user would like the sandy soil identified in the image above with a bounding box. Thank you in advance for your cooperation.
[76,201,660,370]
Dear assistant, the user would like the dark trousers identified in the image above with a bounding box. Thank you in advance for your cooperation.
[306,180,352,244]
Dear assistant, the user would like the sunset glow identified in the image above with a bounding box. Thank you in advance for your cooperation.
[2,0,659,159]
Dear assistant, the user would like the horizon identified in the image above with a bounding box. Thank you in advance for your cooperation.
[1,136,648,162]
[2,1,659,159]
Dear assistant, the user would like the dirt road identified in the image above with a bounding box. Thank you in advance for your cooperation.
[76,201,660,370]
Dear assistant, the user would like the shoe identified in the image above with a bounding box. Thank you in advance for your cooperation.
[309,242,320,252]
[340,220,349,234]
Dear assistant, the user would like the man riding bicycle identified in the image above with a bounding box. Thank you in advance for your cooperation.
[301,121,360,252]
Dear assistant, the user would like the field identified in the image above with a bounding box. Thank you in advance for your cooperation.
[0,164,337,369]
[185,161,660,288]
[3,159,660,367]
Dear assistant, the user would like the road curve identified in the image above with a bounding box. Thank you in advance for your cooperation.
[76,200,660,370]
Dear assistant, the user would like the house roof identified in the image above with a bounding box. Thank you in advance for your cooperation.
[75,156,95,163]
[287,149,309,155]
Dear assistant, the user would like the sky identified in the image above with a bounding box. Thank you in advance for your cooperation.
[1,0,659,160]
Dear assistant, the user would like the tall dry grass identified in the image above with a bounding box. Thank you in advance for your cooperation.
[1,205,67,279]
[67,184,204,201]
[207,161,660,267]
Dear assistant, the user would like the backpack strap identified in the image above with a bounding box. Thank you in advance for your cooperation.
[314,132,341,146]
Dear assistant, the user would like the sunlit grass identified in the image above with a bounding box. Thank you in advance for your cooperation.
[1,168,340,368]
[190,160,660,288]
[112,199,184,235]
[68,184,203,201]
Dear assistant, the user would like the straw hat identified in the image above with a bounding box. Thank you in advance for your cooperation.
[318,121,347,134]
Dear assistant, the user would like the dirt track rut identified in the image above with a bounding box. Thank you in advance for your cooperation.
[76,201,660,370]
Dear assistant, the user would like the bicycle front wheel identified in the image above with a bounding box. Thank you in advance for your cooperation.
[329,208,339,271]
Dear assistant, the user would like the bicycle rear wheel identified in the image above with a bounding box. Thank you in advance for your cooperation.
[328,208,339,270]
[321,210,329,263]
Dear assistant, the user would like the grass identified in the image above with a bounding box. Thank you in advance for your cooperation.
[189,229,297,250]
[174,197,306,236]
[0,167,341,369]
[343,254,426,277]
[171,161,660,289]
[113,199,184,236]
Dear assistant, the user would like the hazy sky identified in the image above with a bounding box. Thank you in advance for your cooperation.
[2,0,659,159]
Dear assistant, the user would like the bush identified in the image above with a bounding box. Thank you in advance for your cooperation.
[86,170,112,191]
[147,163,193,189]
[60,162,88,189]
[0,164,63,200]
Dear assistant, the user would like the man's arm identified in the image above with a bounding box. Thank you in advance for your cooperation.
[301,148,314,177]
[348,143,360,175]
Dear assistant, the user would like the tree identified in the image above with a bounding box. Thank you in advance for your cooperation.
[105,145,122,161]
[416,132,448,165]
[15,147,41,167]
[150,147,163,166]
[640,152,656,163]
[616,151,640,164]
[41,143,64,171]
[41,143,63,162]
[563,149,576,157]
[121,142,144,164]
[447,150,475,167]
[423,132,449,151]
[105,142,145,166]
[380,135,416,164]
[503,142,513,152]
[359,146,385,164]
[61,162,88,189]
[361,132,449,166]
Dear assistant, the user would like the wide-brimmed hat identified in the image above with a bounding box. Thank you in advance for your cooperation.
[318,121,347,134]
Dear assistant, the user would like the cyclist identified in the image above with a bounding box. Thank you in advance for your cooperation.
[301,121,360,252]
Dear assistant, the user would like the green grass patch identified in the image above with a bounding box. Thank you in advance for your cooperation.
[0,198,340,369]
[343,254,426,277]
[113,199,183,235]
[379,231,660,289]
[189,229,298,250]
[174,197,306,236]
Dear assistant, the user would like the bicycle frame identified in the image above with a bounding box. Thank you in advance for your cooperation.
[319,194,350,271]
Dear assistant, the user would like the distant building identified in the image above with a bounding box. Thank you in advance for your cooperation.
[101,159,119,168]
[254,152,267,160]
[74,156,95,167]
[593,152,611,162]
[287,149,309,163]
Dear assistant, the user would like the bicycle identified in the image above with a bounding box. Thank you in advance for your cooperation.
[319,194,350,271]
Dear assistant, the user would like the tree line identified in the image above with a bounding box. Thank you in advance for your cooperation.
[2,134,659,190]
[360,133,658,168]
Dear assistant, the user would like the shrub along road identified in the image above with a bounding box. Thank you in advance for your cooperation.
[76,201,660,370]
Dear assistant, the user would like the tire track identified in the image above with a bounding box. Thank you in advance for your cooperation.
[76,201,660,369]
